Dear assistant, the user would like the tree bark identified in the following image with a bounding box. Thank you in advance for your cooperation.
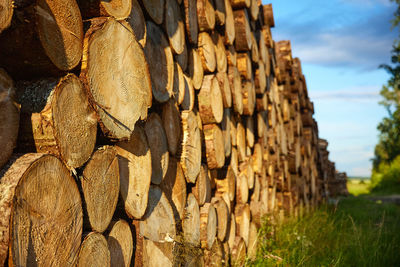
[0,154,82,266]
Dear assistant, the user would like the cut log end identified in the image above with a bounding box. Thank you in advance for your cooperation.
[78,233,110,267]
[107,220,134,267]
[0,0,13,33]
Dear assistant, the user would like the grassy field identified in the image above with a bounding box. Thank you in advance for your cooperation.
[248,181,400,266]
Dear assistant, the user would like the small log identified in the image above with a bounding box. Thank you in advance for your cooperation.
[127,0,147,47]
[145,113,170,185]
[204,239,224,267]
[188,48,204,90]
[200,203,217,249]
[204,124,225,169]
[215,166,236,202]
[263,4,275,27]
[141,0,164,24]
[230,116,238,147]
[17,74,97,169]
[82,146,119,233]
[192,164,212,205]
[249,0,259,21]
[140,185,176,242]
[197,0,215,31]
[259,30,268,66]
[255,61,267,94]
[198,32,217,73]
[198,75,224,124]
[251,33,259,63]
[236,172,249,204]
[162,99,182,156]
[77,233,110,267]
[216,72,232,108]
[77,0,132,19]
[228,66,244,114]
[237,52,252,80]
[161,158,187,221]
[214,0,226,25]
[176,44,188,72]
[242,80,256,116]
[240,160,254,189]
[226,45,237,66]
[107,220,134,267]
[165,0,186,54]
[0,0,83,78]
[182,193,201,246]
[145,21,174,103]
[0,69,19,169]
[227,214,236,250]
[181,73,195,111]
[221,108,232,157]
[231,237,246,267]
[233,9,252,51]
[181,111,202,183]
[246,116,255,148]
[230,0,250,9]
[256,93,268,111]
[0,154,82,266]
[236,119,246,162]
[252,143,263,174]
[224,0,236,45]
[212,32,228,73]
[116,125,151,219]
[0,0,12,33]
[211,197,230,242]
[184,0,199,44]
[235,203,250,246]
[81,18,152,140]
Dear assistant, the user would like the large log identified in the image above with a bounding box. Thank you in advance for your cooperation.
[16,74,97,169]
[141,0,164,24]
[77,233,110,267]
[241,79,256,116]
[81,18,152,140]
[82,146,119,233]
[0,69,19,169]
[198,75,224,124]
[230,0,250,9]
[184,0,199,44]
[165,0,186,54]
[145,21,174,103]
[77,0,132,19]
[236,172,249,204]
[161,158,187,221]
[145,113,170,185]
[237,52,252,80]
[116,125,151,219]
[181,111,202,183]
[140,185,176,242]
[0,0,83,78]
[0,154,82,266]
[107,220,134,267]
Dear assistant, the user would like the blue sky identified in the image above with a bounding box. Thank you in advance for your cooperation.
[266,0,397,176]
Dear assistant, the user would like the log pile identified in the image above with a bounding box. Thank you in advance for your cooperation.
[0,1,340,266]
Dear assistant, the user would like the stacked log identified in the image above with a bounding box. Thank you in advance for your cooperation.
[0,1,340,266]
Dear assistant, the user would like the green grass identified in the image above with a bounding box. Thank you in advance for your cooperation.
[248,196,400,266]
[347,179,371,196]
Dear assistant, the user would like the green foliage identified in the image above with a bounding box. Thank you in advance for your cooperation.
[370,155,400,194]
[347,179,371,196]
[248,197,400,266]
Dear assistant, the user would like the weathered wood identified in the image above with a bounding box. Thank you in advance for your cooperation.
[82,146,119,233]
[230,0,250,9]
[215,166,236,202]
[0,154,82,266]
[0,0,83,78]
[198,32,217,73]
[193,164,212,205]
[236,172,249,204]
[181,73,195,111]
[176,44,188,72]
[216,72,232,109]
[141,0,164,24]
[263,4,275,27]
[200,203,217,249]
[221,108,232,157]
[162,99,182,155]
[127,0,147,47]
[204,124,225,169]
[197,0,215,31]
[211,197,230,242]
[249,0,259,21]
[81,18,151,140]
[237,52,252,80]
[181,110,202,183]
[236,119,246,162]
[17,74,97,169]
[224,0,235,45]
[233,9,252,51]
[184,0,199,44]
[183,193,201,246]
[228,66,244,114]
[246,116,255,148]
[235,203,250,246]
[145,21,174,103]
[212,32,228,73]
[242,79,256,116]
[198,75,224,124]
[165,0,186,54]
[143,239,174,267]
[214,0,226,25]
[116,125,151,219]
[188,48,204,90]
[78,233,110,267]
[255,61,267,94]
[107,220,134,267]
[161,158,187,221]
[140,185,176,242]
[0,69,19,169]
[227,214,236,250]
[226,45,237,66]
[145,113,170,185]
[77,0,132,19]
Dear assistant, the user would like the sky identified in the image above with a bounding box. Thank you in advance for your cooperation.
[265,0,398,177]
